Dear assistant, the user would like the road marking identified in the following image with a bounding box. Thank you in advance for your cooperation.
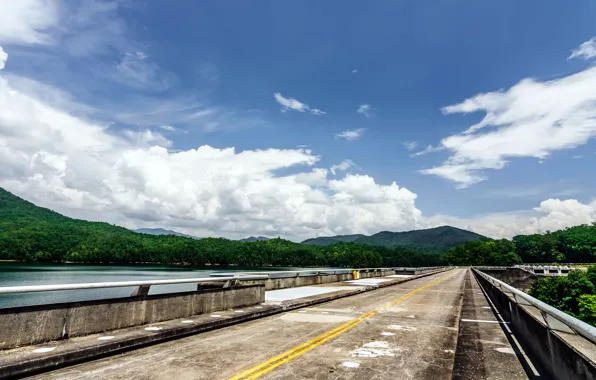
[228,270,457,380]
[32,347,55,353]
[461,319,510,324]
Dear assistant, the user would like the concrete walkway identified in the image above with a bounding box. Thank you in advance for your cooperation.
[452,270,536,379]
[18,269,530,379]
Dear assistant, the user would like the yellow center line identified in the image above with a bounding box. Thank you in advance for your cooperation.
[229,270,458,380]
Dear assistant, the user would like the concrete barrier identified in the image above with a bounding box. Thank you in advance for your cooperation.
[240,268,438,291]
[0,285,263,350]
[473,270,596,380]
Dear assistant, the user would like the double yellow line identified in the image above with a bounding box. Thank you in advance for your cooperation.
[229,270,456,380]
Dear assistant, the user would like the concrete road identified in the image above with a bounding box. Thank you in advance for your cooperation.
[28,269,527,380]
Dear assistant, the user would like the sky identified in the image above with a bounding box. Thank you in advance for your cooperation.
[1,0,596,241]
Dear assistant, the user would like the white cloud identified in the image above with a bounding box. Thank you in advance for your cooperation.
[159,125,176,132]
[0,0,128,57]
[0,46,6,70]
[330,160,355,175]
[422,66,596,187]
[430,198,596,239]
[357,104,373,118]
[335,128,366,141]
[112,52,176,90]
[410,144,444,157]
[569,37,596,60]
[0,74,425,240]
[352,69,358,73]
[403,141,418,151]
[274,92,326,115]
[122,129,172,148]
[0,0,59,45]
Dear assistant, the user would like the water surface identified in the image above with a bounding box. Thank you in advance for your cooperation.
[0,263,322,308]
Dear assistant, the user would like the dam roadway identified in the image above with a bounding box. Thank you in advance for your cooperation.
[28,269,531,380]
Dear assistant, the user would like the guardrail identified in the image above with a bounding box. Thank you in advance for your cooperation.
[0,267,444,298]
[473,268,596,345]
[0,275,270,297]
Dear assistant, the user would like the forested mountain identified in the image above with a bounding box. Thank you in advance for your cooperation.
[5,187,593,268]
[238,236,270,243]
[443,224,596,266]
[302,234,365,246]
[0,187,440,267]
[303,226,485,253]
[134,228,199,239]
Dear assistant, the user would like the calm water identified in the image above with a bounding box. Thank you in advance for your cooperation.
[0,263,321,308]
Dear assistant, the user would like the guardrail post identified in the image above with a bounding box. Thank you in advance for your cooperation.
[131,285,151,297]
[223,274,241,289]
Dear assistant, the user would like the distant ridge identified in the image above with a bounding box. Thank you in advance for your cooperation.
[301,234,365,246]
[134,228,200,239]
[301,226,485,252]
[238,236,270,242]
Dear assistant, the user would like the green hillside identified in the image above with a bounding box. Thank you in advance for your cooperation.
[303,226,485,253]
[301,234,365,246]
[0,187,441,267]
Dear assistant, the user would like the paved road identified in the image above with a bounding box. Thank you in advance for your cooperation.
[29,269,528,380]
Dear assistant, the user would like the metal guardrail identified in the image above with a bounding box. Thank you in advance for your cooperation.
[473,268,596,345]
[0,267,444,298]
[0,275,270,297]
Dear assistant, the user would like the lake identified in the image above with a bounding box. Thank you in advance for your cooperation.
[0,263,323,308]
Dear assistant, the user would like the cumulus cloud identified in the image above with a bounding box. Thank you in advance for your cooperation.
[274,92,326,115]
[357,104,373,118]
[122,129,172,148]
[422,66,596,187]
[0,0,59,45]
[159,125,176,132]
[330,159,355,175]
[0,74,425,240]
[335,128,366,141]
[569,37,596,60]
[0,46,6,70]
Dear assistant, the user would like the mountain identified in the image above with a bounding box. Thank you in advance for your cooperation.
[0,187,437,268]
[302,226,486,253]
[238,236,270,242]
[301,234,365,246]
[134,228,199,239]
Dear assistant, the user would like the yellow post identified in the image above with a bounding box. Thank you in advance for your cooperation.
[352,270,359,280]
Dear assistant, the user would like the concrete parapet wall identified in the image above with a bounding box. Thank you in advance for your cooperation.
[242,269,407,290]
[0,285,263,350]
[473,270,596,380]
[242,273,354,290]
[478,268,537,292]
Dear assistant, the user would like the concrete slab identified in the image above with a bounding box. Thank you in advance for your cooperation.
[265,286,361,302]
[344,278,393,285]
[452,270,532,380]
[386,274,413,278]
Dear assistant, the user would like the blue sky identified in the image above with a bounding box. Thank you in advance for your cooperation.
[1,0,596,240]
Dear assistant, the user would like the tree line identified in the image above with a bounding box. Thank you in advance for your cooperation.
[443,224,596,266]
[530,266,596,326]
